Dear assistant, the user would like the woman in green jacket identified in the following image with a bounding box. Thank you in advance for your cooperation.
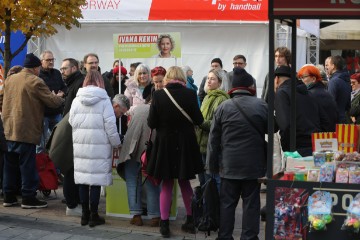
[196,69,229,188]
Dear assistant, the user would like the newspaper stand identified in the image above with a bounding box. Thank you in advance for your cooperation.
[265,1,360,239]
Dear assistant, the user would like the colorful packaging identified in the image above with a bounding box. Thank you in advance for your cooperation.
[307,169,320,182]
[349,168,360,184]
[325,151,334,162]
[311,132,337,152]
[308,191,333,232]
[335,167,349,183]
[313,152,326,167]
[336,124,359,153]
[341,193,360,233]
[319,163,335,182]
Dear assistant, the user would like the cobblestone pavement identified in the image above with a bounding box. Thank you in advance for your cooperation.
[0,181,266,239]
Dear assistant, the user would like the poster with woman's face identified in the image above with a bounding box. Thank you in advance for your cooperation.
[113,32,181,59]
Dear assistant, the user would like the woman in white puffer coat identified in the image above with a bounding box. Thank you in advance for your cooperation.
[69,70,120,228]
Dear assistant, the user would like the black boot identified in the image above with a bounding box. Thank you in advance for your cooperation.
[160,219,170,238]
[81,204,90,226]
[181,215,196,234]
[89,212,105,227]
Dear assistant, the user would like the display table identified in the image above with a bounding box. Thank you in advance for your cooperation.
[105,169,178,220]
[266,179,360,239]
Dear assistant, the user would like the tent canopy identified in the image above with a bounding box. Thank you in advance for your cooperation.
[320,20,360,50]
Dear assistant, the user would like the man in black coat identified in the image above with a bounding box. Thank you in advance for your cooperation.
[207,68,268,240]
[38,50,67,153]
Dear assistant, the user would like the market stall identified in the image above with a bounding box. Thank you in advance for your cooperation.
[265,1,360,239]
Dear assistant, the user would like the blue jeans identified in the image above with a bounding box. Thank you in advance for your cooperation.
[3,141,39,198]
[37,114,62,153]
[79,184,101,212]
[199,153,221,192]
[124,160,160,218]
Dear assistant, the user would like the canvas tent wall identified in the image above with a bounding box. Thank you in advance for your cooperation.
[45,22,270,95]
[320,20,360,50]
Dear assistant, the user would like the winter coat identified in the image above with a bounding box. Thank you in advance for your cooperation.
[39,68,67,116]
[275,80,321,156]
[118,104,153,166]
[328,70,351,123]
[186,76,201,106]
[82,70,114,100]
[63,71,84,116]
[69,86,120,186]
[196,89,229,153]
[349,91,360,124]
[207,93,268,180]
[307,81,338,131]
[2,69,64,145]
[147,83,204,180]
[124,78,148,115]
[47,113,73,174]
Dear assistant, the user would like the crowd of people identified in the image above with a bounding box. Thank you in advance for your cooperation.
[0,47,359,239]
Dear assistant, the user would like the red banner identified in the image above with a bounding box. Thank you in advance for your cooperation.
[273,0,360,17]
[149,0,268,21]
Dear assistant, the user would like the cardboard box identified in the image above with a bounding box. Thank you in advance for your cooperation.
[311,132,337,152]
[336,124,359,153]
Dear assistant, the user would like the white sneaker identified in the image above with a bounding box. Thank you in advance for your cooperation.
[66,205,82,216]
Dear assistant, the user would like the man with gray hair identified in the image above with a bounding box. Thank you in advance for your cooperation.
[38,50,67,153]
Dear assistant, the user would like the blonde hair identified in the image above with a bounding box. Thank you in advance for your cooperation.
[163,66,187,85]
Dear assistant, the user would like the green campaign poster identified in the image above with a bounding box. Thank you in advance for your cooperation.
[113,32,181,59]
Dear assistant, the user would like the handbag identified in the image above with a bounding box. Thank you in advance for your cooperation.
[231,98,267,174]
[140,129,161,186]
[164,88,193,124]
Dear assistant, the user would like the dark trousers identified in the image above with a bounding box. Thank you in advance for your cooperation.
[78,184,101,212]
[3,141,38,198]
[218,178,260,240]
[63,167,80,208]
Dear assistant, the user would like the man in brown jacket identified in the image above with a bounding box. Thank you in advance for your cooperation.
[1,53,64,209]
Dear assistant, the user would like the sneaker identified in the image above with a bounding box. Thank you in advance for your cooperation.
[21,197,48,209]
[3,194,18,207]
[66,205,82,216]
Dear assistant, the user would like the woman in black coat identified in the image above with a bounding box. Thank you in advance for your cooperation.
[147,66,203,237]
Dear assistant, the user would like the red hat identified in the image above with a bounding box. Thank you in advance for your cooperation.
[113,66,127,76]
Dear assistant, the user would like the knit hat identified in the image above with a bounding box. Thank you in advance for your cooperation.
[23,53,41,68]
[113,66,127,76]
[211,58,223,68]
[274,65,292,78]
[232,67,253,88]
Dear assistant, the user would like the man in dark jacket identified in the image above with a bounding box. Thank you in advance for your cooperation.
[274,66,322,157]
[207,68,268,240]
[83,53,114,99]
[60,58,85,116]
[38,50,67,153]
[325,55,351,123]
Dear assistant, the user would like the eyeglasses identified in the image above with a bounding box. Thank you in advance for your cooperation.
[351,81,358,85]
[60,66,70,71]
[43,58,55,62]
[299,75,311,80]
[86,61,99,65]
[139,72,148,75]
[233,62,245,66]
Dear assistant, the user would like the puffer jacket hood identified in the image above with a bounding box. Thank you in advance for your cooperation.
[77,86,109,106]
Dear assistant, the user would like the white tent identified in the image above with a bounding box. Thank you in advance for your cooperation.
[320,20,360,50]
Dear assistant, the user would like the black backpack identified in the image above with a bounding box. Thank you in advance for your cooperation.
[191,178,220,235]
